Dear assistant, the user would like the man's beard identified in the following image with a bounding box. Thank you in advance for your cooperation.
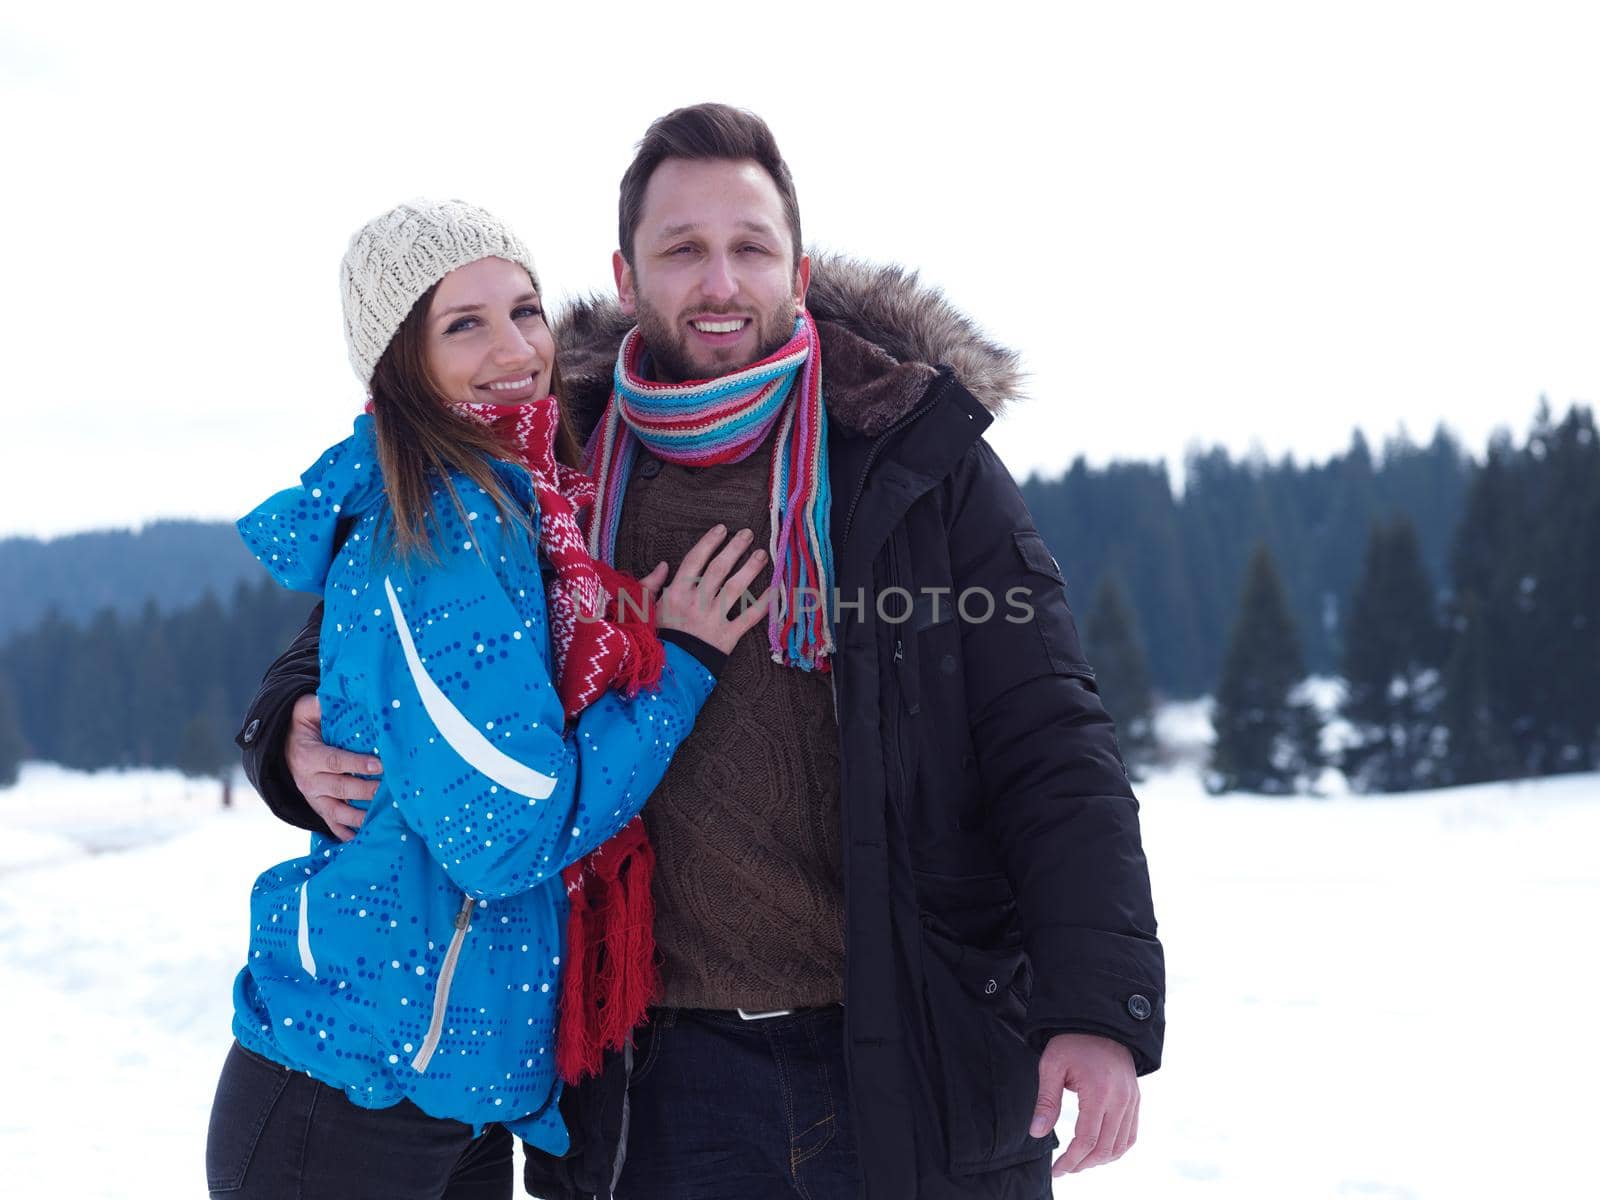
[633,294,799,383]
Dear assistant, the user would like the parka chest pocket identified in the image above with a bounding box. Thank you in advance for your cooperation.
[1012,529,1063,585]
[1011,529,1095,680]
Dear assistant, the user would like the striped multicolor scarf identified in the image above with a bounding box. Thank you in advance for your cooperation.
[586,311,836,672]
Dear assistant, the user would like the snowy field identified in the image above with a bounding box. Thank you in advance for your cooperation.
[1,741,1596,1198]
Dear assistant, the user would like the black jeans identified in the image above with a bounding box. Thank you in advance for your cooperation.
[205,1040,513,1199]
[616,1006,861,1200]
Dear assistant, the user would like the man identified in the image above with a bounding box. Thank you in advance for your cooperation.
[237,103,1163,1200]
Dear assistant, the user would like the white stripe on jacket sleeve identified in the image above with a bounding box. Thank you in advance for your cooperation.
[383,575,558,800]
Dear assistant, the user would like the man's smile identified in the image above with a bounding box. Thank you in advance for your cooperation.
[688,315,753,342]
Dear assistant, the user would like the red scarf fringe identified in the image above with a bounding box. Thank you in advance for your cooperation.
[556,816,658,1082]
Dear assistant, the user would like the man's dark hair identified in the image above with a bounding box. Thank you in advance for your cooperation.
[618,102,803,270]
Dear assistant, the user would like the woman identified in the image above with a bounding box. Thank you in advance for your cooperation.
[205,199,769,1199]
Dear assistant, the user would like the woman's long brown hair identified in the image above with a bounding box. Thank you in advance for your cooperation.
[369,279,584,562]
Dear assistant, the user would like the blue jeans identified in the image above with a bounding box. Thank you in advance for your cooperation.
[205,1040,513,1199]
[616,1006,861,1200]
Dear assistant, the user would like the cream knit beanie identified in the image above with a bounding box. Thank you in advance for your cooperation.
[340,199,540,387]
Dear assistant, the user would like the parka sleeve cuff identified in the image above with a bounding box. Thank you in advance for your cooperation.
[235,603,330,836]
[1024,925,1165,1076]
[237,693,328,836]
[657,629,728,679]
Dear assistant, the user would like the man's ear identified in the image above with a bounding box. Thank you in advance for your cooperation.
[794,254,811,309]
[613,250,637,317]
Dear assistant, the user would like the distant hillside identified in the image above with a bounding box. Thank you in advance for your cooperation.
[0,521,264,640]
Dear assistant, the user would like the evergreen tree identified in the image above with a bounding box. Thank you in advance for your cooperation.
[1339,516,1446,791]
[1,608,75,763]
[1521,405,1600,770]
[1444,404,1600,778]
[1083,571,1157,777]
[1178,446,1277,693]
[1439,591,1516,784]
[1308,431,1381,670]
[55,607,131,770]
[1024,457,1204,695]
[129,600,184,766]
[1380,425,1471,585]
[1207,544,1322,794]
[186,590,233,715]
[1446,436,1524,777]
[177,707,234,807]
[0,675,25,788]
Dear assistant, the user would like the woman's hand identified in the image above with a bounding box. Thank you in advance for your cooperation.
[640,524,774,656]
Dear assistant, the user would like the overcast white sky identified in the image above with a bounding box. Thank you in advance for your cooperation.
[3,1,1597,539]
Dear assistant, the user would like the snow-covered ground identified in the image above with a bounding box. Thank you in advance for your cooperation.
[1,751,1596,1198]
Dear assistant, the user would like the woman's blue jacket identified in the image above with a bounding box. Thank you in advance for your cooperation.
[230,415,714,1153]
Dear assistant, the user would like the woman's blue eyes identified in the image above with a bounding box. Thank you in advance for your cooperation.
[444,308,542,335]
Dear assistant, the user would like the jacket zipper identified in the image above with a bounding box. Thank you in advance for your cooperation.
[892,634,910,812]
[888,531,912,815]
[412,893,475,1073]
[831,384,943,724]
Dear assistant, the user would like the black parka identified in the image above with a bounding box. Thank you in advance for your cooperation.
[236,256,1164,1199]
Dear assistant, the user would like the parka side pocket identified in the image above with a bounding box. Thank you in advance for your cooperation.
[917,921,1057,1176]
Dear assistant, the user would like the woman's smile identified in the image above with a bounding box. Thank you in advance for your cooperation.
[478,372,541,401]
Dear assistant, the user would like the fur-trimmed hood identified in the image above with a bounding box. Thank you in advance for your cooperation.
[553,251,1025,440]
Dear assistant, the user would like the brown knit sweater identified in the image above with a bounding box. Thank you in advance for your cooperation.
[611,425,845,1010]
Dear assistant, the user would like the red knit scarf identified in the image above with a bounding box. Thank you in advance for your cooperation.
[452,398,665,1084]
